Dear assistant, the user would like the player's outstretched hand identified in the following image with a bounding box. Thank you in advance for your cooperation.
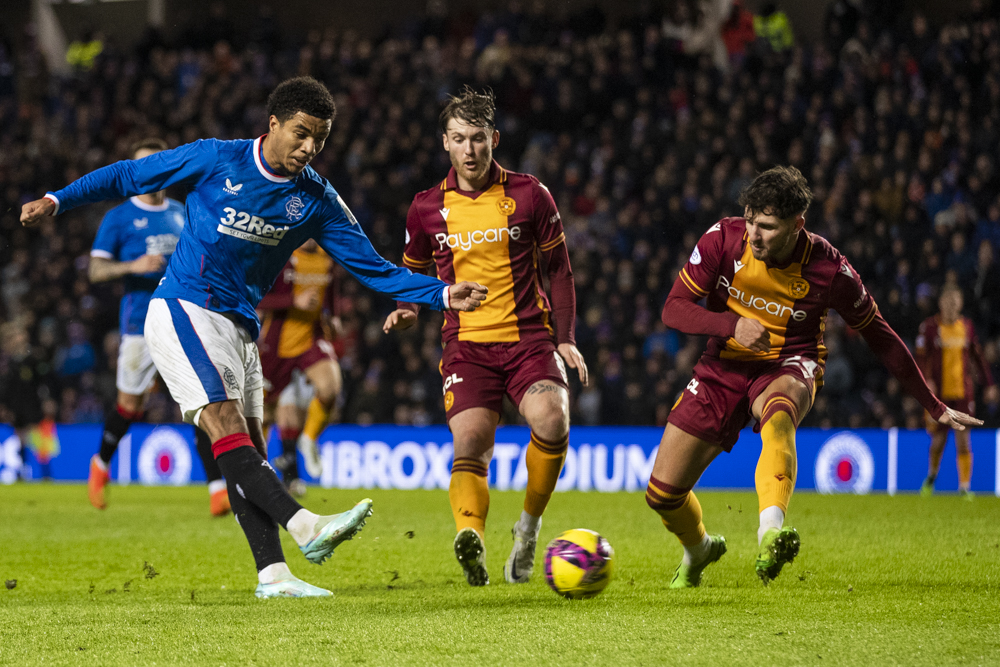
[734,317,770,353]
[382,309,418,333]
[131,253,166,274]
[20,197,56,227]
[449,281,488,312]
[937,407,983,431]
[557,343,589,387]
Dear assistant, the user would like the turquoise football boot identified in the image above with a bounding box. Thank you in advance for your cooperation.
[255,577,332,599]
[299,498,373,565]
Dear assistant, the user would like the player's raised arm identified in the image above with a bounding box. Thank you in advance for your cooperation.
[829,259,981,430]
[314,189,486,313]
[21,140,220,226]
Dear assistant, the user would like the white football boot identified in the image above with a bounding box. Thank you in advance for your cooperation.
[504,517,541,584]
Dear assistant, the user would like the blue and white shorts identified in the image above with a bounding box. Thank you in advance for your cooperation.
[145,298,263,425]
[116,334,158,396]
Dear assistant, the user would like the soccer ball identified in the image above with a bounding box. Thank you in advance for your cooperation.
[543,529,615,599]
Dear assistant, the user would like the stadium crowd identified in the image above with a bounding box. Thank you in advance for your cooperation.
[2,0,1000,430]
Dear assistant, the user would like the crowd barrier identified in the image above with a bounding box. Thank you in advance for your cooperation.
[2,424,998,494]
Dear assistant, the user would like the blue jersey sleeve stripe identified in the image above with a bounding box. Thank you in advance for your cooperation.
[165,299,229,403]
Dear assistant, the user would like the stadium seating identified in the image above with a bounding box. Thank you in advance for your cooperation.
[2,1,1000,429]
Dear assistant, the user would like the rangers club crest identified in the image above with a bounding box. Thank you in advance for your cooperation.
[496,197,516,216]
[222,366,239,392]
[285,196,305,221]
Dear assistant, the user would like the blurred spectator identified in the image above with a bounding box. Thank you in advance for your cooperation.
[721,1,756,67]
[753,3,794,52]
[65,31,104,71]
[1,1,999,430]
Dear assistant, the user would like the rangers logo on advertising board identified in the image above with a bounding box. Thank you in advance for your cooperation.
[814,432,874,494]
[137,426,193,486]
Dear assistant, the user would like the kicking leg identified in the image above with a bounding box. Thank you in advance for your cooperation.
[448,407,497,586]
[200,401,371,568]
[646,423,727,588]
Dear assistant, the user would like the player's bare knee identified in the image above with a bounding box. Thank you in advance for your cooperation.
[453,435,493,467]
[315,384,338,407]
[531,409,569,444]
[522,387,569,441]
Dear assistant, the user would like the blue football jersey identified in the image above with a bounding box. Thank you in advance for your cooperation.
[91,197,185,335]
[48,136,448,338]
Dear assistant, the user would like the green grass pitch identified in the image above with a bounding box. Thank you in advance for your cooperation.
[1,484,998,666]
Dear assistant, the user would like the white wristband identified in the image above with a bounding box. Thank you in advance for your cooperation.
[44,193,60,216]
[442,285,451,310]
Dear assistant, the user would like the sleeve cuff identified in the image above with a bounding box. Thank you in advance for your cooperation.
[442,285,451,311]
[90,250,114,259]
[44,193,60,215]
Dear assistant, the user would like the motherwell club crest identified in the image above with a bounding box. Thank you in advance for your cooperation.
[496,197,516,216]
[788,278,810,299]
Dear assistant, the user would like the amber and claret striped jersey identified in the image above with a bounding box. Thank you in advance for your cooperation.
[677,217,880,377]
[257,245,335,358]
[916,315,995,401]
[399,160,576,346]
[666,216,947,418]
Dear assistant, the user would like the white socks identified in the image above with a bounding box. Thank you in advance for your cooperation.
[682,534,712,566]
[519,511,541,534]
[207,479,227,495]
[758,506,785,544]
[286,509,321,546]
[258,562,293,584]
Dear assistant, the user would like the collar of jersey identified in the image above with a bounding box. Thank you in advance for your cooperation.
[254,136,292,184]
[130,196,170,212]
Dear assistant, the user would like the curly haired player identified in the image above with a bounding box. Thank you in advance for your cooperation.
[649,166,979,586]
[23,76,487,598]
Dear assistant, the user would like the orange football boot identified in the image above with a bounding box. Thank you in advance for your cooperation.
[88,455,110,510]
[210,488,231,516]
